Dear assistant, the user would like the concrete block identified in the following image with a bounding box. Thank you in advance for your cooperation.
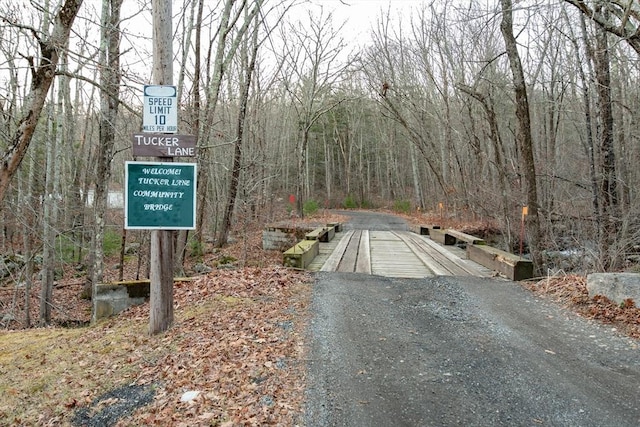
[262,229,297,251]
[587,273,640,305]
[93,281,150,321]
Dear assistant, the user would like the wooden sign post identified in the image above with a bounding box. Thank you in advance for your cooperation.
[520,206,528,256]
[149,0,174,335]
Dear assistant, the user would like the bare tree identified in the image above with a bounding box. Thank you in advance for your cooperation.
[86,0,122,313]
[195,0,257,241]
[563,0,640,54]
[0,0,83,204]
[592,19,620,269]
[500,0,541,268]
[279,8,351,216]
[218,3,262,247]
[362,9,449,198]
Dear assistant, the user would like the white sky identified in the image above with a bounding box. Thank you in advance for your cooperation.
[302,0,427,43]
[113,0,426,84]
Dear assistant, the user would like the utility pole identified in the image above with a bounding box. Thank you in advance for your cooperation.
[150,0,174,334]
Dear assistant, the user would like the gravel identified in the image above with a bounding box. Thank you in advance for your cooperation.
[304,211,640,426]
[72,384,155,427]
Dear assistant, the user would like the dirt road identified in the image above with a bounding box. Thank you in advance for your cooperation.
[304,211,640,426]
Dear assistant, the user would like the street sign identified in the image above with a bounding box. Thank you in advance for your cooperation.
[125,161,197,229]
[143,85,178,133]
[131,133,196,157]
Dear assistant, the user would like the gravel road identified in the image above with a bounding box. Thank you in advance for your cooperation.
[304,211,640,426]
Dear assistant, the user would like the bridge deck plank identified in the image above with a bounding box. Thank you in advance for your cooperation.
[317,230,487,278]
[337,230,362,272]
[319,230,354,272]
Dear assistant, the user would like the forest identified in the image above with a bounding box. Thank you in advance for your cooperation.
[1,0,640,326]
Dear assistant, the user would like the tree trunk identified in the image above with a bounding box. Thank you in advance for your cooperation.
[410,142,424,210]
[88,0,123,309]
[593,22,619,270]
[39,85,59,325]
[21,148,37,328]
[457,84,513,248]
[500,0,541,269]
[218,5,260,247]
[150,0,175,335]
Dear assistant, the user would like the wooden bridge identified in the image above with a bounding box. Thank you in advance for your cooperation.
[308,230,490,278]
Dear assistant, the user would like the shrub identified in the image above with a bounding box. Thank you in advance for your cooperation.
[189,236,204,259]
[343,195,357,209]
[103,229,121,257]
[55,234,77,263]
[360,199,374,209]
[303,199,320,216]
[393,200,412,214]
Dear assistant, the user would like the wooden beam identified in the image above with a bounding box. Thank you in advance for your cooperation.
[445,229,486,246]
[467,244,533,281]
[356,230,371,274]
[429,228,456,245]
[321,230,354,272]
[338,230,362,272]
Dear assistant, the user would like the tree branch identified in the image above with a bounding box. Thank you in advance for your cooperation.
[563,0,640,54]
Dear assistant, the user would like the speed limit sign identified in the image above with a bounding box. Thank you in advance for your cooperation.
[143,85,177,133]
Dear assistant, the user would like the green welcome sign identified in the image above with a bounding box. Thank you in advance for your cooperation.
[125,161,197,229]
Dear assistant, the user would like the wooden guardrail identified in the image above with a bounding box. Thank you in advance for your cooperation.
[327,222,343,232]
[283,239,319,269]
[412,225,532,280]
[467,244,533,281]
[282,222,342,270]
[419,226,485,247]
[445,229,486,246]
[429,228,457,245]
[411,224,441,236]
[305,226,335,242]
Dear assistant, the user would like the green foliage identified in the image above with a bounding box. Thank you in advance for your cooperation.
[189,237,204,259]
[217,255,238,266]
[626,263,640,274]
[393,200,412,214]
[102,229,121,257]
[342,195,357,209]
[218,255,237,265]
[55,234,77,263]
[55,229,120,263]
[303,199,320,216]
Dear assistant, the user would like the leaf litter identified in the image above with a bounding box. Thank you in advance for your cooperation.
[522,273,640,339]
[0,266,312,426]
[2,211,640,425]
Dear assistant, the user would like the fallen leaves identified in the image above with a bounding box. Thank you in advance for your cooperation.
[523,274,640,339]
[0,266,312,426]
